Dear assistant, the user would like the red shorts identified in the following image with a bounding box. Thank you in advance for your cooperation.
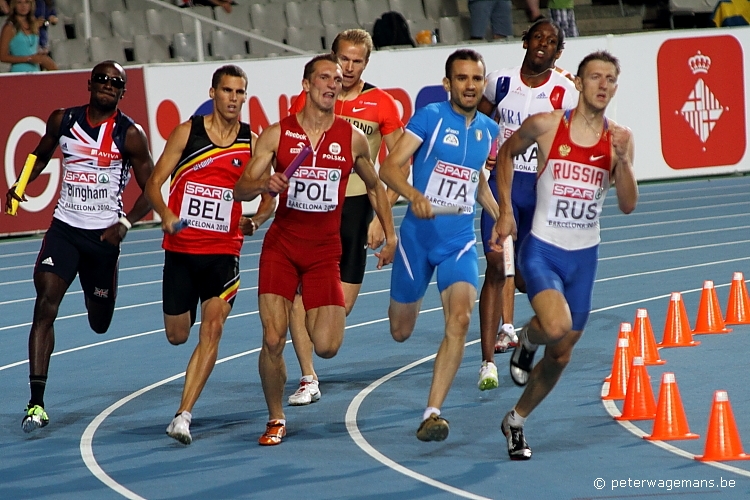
[258,226,344,310]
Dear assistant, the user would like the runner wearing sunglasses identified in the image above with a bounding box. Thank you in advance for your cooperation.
[4,60,154,434]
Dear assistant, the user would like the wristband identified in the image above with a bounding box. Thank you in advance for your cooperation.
[118,216,132,230]
[249,218,257,232]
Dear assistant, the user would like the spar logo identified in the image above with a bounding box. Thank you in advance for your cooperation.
[657,36,745,169]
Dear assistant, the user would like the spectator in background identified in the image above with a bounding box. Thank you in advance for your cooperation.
[468,0,513,40]
[0,0,57,72]
[524,0,545,22]
[712,0,750,26]
[1,0,10,15]
[548,0,579,37]
[35,0,57,50]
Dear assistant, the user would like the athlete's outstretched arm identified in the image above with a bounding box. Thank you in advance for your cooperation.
[234,124,282,201]
[610,124,638,214]
[366,127,409,249]
[4,109,64,213]
[145,121,191,234]
[477,173,499,222]
[380,132,435,219]
[352,129,396,268]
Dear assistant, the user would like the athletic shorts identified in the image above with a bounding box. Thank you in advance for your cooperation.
[162,250,240,316]
[339,194,373,285]
[35,217,120,304]
[258,229,344,310]
[519,234,598,331]
[390,219,478,304]
[481,173,536,259]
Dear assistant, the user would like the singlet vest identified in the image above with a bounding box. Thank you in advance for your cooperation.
[162,116,251,256]
[53,105,135,230]
[269,114,353,242]
[533,109,612,250]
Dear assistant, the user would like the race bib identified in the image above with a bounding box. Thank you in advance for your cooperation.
[60,170,116,213]
[424,160,479,214]
[286,166,341,212]
[180,181,233,233]
[545,182,603,230]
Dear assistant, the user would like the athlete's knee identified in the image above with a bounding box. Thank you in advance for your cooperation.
[446,309,472,337]
[87,302,115,334]
[542,343,575,372]
[262,329,287,356]
[314,339,341,359]
[537,315,573,344]
[33,295,61,327]
[165,327,189,345]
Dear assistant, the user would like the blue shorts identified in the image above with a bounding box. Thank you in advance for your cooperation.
[519,235,598,331]
[390,221,478,304]
[481,172,536,257]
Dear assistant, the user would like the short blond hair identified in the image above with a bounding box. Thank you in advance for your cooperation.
[331,29,374,61]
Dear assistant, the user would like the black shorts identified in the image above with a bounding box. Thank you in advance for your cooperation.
[162,250,240,316]
[34,218,120,304]
[339,194,374,285]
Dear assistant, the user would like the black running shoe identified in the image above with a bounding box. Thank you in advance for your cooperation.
[509,326,537,386]
[501,412,532,460]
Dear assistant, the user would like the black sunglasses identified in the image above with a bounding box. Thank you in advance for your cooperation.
[92,73,126,89]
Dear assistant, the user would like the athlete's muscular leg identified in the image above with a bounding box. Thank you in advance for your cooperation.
[427,282,476,409]
[342,282,363,316]
[305,305,346,359]
[479,251,506,362]
[164,311,192,345]
[29,272,69,377]
[289,294,317,380]
[177,297,232,413]
[388,299,422,342]
[85,296,116,333]
[514,288,578,418]
[259,293,292,421]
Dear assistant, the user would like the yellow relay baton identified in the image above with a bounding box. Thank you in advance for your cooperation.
[6,154,37,216]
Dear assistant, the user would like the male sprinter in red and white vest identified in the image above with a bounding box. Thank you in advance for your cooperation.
[145,65,275,445]
[286,29,406,406]
[490,51,638,460]
[234,54,397,446]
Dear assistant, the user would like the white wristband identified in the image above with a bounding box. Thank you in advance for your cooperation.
[118,216,132,230]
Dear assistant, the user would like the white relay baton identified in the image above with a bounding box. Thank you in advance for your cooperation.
[503,235,515,277]
[430,205,464,215]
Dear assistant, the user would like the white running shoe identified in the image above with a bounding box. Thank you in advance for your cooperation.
[166,411,192,445]
[288,378,321,406]
[495,323,518,353]
[478,361,499,391]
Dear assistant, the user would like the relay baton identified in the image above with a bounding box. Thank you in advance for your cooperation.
[271,145,312,198]
[431,205,464,216]
[503,235,515,277]
[172,219,189,233]
[6,154,36,216]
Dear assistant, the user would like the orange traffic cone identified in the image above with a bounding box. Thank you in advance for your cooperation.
[615,357,656,421]
[603,338,630,400]
[693,280,732,334]
[659,292,699,347]
[725,272,750,325]
[633,309,665,365]
[605,323,633,382]
[644,372,699,441]
[695,391,750,461]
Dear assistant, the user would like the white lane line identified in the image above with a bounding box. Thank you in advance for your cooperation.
[80,348,258,500]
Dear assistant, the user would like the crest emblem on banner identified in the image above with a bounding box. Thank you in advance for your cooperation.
[657,36,746,169]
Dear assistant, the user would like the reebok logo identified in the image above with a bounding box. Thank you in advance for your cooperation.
[42,257,54,266]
